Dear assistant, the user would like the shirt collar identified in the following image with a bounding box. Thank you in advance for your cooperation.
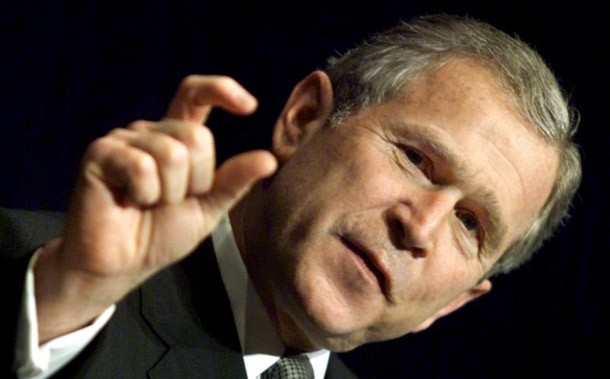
[211,216,330,379]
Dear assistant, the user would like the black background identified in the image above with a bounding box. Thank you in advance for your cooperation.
[1,1,607,377]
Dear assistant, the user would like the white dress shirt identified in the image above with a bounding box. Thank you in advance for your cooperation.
[15,217,330,379]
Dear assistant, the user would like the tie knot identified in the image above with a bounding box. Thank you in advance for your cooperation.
[261,354,314,379]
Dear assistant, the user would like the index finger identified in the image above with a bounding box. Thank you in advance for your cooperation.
[165,75,258,124]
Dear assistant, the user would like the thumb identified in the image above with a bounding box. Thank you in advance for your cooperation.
[201,150,277,217]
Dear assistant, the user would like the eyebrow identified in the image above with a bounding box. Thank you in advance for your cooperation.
[396,124,509,254]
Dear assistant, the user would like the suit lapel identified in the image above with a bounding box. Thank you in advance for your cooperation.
[1,209,358,377]
[141,239,247,378]
[326,354,359,379]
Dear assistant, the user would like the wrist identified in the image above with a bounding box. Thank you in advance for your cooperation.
[33,239,124,343]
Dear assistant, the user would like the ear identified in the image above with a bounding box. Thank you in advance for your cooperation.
[412,279,492,333]
[272,71,333,162]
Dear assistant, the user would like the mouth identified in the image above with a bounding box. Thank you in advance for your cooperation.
[339,236,390,297]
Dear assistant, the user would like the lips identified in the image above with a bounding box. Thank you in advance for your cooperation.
[339,236,391,297]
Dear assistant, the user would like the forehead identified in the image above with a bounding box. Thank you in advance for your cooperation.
[362,59,559,254]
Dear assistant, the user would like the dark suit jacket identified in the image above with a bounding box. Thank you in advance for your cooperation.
[1,208,357,378]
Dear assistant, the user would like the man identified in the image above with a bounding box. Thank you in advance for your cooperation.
[4,14,580,377]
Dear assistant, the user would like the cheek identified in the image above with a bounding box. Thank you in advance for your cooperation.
[403,258,472,306]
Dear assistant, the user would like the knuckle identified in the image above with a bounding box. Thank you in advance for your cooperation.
[183,125,212,148]
[85,137,114,159]
[159,141,188,166]
[129,153,156,179]
[106,128,121,136]
[180,75,202,90]
[127,120,151,131]
[214,75,239,91]
[107,128,129,139]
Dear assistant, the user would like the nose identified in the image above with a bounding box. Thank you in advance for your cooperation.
[387,186,460,256]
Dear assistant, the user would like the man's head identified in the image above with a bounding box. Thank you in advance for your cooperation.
[324,14,581,276]
[233,14,580,352]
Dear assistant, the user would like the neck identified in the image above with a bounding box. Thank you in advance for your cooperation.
[229,182,320,352]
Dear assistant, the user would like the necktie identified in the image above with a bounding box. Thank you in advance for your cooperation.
[260,354,314,379]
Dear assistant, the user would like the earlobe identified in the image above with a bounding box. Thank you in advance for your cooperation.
[272,71,334,162]
[412,279,492,333]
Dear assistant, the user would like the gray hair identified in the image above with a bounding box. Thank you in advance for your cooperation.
[324,14,581,276]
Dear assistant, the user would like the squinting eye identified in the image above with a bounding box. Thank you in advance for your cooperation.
[401,146,434,179]
[404,147,425,167]
[457,211,479,231]
[404,147,426,171]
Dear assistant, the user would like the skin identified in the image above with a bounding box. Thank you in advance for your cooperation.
[34,76,278,343]
[34,60,557,356]
[233,59,559,352]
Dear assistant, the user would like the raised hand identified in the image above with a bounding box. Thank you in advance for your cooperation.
[34,76,277,342]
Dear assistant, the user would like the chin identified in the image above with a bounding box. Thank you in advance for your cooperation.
[282,288,383,352]
[317,333,370,352]
[294,295,418,352]
[304,320,401,352]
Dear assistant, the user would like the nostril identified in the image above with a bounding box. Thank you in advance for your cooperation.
[392,218,404,237]
[411,247,425,259]
[388,218,405,249]
[387,210,428,258]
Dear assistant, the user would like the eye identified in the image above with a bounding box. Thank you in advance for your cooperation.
[405,148,424,165]
[402,147,429,172]
[456,210,479,232]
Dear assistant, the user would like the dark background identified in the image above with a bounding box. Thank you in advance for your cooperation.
[1,1,607,377]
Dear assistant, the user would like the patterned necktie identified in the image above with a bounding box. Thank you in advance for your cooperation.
[260,354,314,379]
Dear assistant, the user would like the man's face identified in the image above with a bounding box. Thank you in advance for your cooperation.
[245,60,558,351]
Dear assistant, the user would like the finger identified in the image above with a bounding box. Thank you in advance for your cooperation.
[129,120,216,195]
[165,75,258,124]
[110,128,190,204]
[199,150,278,223]
[82,135,161,205]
